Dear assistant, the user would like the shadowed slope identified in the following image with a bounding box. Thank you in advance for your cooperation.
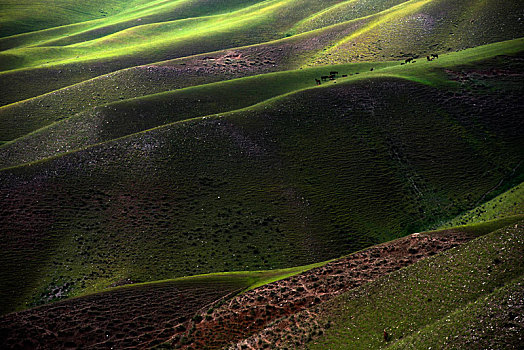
[228,219,523,349]
[169,221,507,349]
[0,276,249,349]
[1,68,522,314]
[303,221,524,349]
[0,61,394,167]
[2,217,520,349]
[1,38,522,170]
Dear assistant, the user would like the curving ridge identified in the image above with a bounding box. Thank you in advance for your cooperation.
[0,37,523,170]
[0,0,523,349]
[1,0,522,106]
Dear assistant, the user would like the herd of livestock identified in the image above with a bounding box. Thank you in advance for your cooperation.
[314,54,439,85]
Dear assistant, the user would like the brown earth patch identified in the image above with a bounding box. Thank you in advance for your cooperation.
[0,280,244,349]
[166,229,478,349]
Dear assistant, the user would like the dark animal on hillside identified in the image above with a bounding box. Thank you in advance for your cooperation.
[370,67,374,71]
[342,74,348,77]
[401,62,405,65]
[427,55,432,61]
[431,53,439,59]
[329,71,339,76]
[412,60,416,63]
[405,58,413,63]
[321,75,329,81]
[315,79,321,85]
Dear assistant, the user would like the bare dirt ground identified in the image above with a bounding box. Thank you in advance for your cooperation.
[0,229,505,349]
[0,280,243,349]
[166,229,479,349]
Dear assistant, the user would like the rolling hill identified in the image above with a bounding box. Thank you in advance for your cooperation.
[1,0,523,348]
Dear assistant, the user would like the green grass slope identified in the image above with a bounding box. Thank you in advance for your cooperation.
[389,275,523,349]
[0,0,345,72]
[441,182,524,228]
[0,0,352,106]
[0,61,394,167]
[0,0,155,37]
[305,0,524,66]
[1,60,522,314]
[0,25,385,135]
[0,0,523,327]
[1,0,522,109]
[0,0,271,54]
[291,0,410,34]
[304,220,524,349]
[1,38,523,170]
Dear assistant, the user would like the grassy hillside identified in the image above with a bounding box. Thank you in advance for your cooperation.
[1,52,522,314]
[0,61,394,155]
[305,0,524,66]
[441,182,524,228]
[1,0,522,109]
[284,220,524,349]
[389,276,523,349]
[1,37,523,169]
[2,217,519,348]
[291,0,410,34]
[0,1,352,106]
[0,1,523,343]
[0,0,156,37]
[0,0,345,71]
[168,217,522,349]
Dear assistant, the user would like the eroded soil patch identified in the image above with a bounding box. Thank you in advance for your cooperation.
[167,229,478,349]
[0,280,243,349]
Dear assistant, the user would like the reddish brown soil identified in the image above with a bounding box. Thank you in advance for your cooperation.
[167,229,478,349]
[0,280,243,349]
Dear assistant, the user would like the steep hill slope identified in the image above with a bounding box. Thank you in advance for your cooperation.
[1,38,522,169]
[2,217,520,349]
[442,182,524,228]
[231,219,523,349]
[1,48,522,314]
[1,2,523,346]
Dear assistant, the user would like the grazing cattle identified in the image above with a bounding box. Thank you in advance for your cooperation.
[315,79,321,85]
[370,67,374,71]
[401,62,405,65]
[329,71,339,76]
[431,53,439,59]
[427,55,432,61]
[342,74,348,77]
[405,58,413,63]
[321,75,329,81]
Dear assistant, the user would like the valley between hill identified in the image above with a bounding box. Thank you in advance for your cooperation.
[1,0,523,348]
